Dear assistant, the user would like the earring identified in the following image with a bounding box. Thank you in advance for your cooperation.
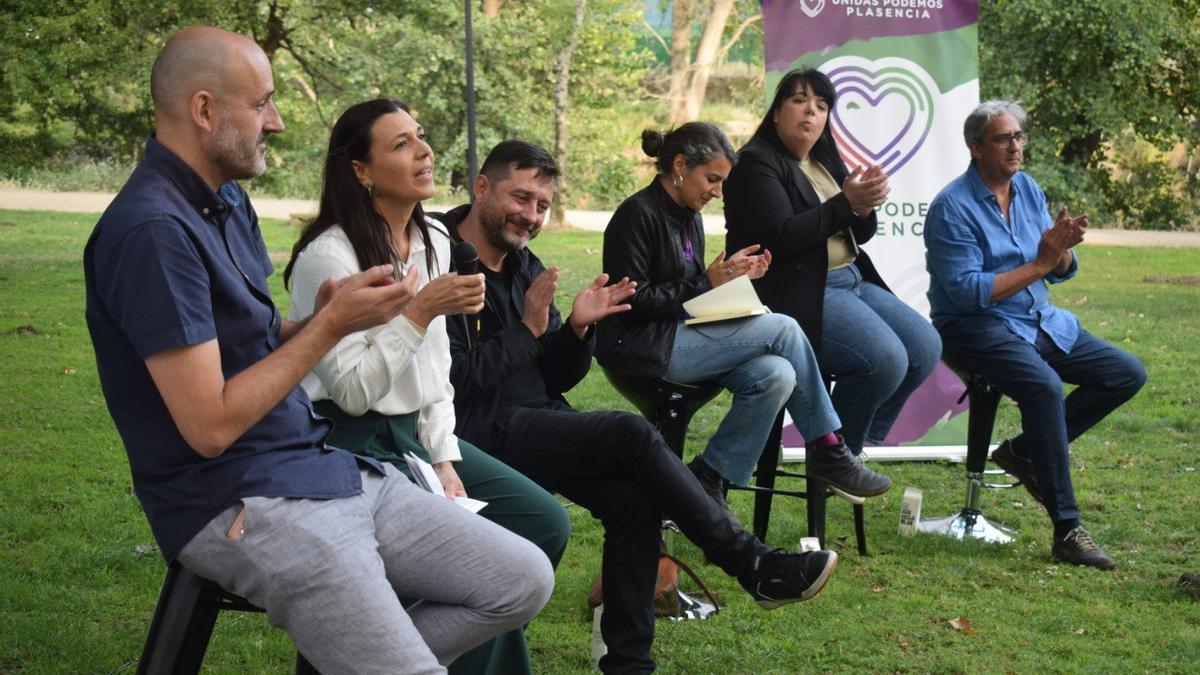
[672,173,683,189]
[364,183,376,197]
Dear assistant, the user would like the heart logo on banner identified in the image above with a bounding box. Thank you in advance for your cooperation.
[799,0,825,18]
[821,57,936,176]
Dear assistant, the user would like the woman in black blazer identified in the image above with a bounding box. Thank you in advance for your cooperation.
[723,68,941,456]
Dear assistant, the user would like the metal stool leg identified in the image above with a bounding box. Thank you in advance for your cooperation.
[853,503,867,555]
[918,374,1018,543]
[138,566,220,675]
[751,415,784,542]
[805,475,828,548]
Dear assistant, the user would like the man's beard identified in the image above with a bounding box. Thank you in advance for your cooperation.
[210,113,266,181]
[481,206,538,253]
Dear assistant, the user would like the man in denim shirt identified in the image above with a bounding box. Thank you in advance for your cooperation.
[84,27,551,672]
[924,100,1146,570]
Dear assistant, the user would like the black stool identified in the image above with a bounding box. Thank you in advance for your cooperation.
[602,369,865,556]
[916,354,1019,543]
[747,411,867,555]
[602,369,722,457]
[138,562,318,674]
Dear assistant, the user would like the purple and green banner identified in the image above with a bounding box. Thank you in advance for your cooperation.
[764,0,981,460]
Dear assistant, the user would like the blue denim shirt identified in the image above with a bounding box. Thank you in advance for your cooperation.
[84,136,380,561]
[924,163,1080,353]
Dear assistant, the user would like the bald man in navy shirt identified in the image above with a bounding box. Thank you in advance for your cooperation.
[84,27,551,673]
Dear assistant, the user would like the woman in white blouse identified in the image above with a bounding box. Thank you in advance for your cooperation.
[285,99,570,675]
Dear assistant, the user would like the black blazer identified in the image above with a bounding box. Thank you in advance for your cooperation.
[723,135,889,351]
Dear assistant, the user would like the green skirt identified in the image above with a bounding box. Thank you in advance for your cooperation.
[312,400,572,675]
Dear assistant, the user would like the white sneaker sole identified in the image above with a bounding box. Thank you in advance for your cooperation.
[755,550,839,610]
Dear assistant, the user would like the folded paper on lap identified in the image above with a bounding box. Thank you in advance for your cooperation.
[404,452,489,513]
[682,275,770,325]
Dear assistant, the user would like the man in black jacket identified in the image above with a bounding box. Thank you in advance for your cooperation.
[443,141,840,674]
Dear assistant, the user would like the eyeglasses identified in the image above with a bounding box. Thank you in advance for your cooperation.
[989,131,1029,146]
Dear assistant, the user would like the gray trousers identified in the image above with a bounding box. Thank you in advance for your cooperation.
[177,465,554,674]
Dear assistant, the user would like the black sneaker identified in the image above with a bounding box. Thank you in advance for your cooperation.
[738,549,838,609]
[1052,526,1116,570]
[805,440,892,497]
[991,439,1044,504]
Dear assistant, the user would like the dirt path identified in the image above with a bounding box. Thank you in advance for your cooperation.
[3,187,1197,247]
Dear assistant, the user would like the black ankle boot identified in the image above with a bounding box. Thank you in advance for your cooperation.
[687,457,743,531]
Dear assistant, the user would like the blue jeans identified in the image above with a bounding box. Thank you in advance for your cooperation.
[938,316,1146,523]
[819,266,943,452]
[665,313,840,485]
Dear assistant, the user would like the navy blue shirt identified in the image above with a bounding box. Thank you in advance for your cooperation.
[84,136,378,561]
[925,163,1081,353]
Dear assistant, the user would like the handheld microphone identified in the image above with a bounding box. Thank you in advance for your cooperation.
[452,240,479,276]
[451,241,480,348]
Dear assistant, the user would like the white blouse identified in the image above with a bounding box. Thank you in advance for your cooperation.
[287,218,462,464]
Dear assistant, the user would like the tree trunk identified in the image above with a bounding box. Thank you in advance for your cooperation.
[666,0,695,125]
[257,0,287,61]
[482,0,504,18]
[550,0,588,230]
[1061,128,1103,169]
[679,0,734,121]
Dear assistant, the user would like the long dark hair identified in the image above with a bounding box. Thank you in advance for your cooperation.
[753,68,848,183]
[284,98,438,288]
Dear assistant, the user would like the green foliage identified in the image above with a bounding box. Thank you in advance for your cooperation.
[0,0,654,207]
[981,0,1200,229]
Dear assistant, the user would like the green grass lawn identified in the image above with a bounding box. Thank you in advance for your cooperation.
[1,208,1197,673]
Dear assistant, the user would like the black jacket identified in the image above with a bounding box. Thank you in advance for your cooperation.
[596,179,713,377]
[723,134,889,351]
[438,204,595,450]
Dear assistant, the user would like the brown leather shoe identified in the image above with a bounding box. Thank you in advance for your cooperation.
[1052,526,1116,570]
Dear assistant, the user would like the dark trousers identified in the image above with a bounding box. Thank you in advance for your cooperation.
[497,407,765,674]
[315,402,572,675]
[938,317,1146,523]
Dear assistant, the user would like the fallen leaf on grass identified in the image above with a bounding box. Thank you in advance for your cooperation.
[947,617,976,635]
[1074,628,1087,635]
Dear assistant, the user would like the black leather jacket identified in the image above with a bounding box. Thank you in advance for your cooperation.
[596,180,713,377]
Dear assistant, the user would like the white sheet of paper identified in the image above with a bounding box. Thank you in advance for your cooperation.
[404,452,489,513]
[682,274,769,324]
